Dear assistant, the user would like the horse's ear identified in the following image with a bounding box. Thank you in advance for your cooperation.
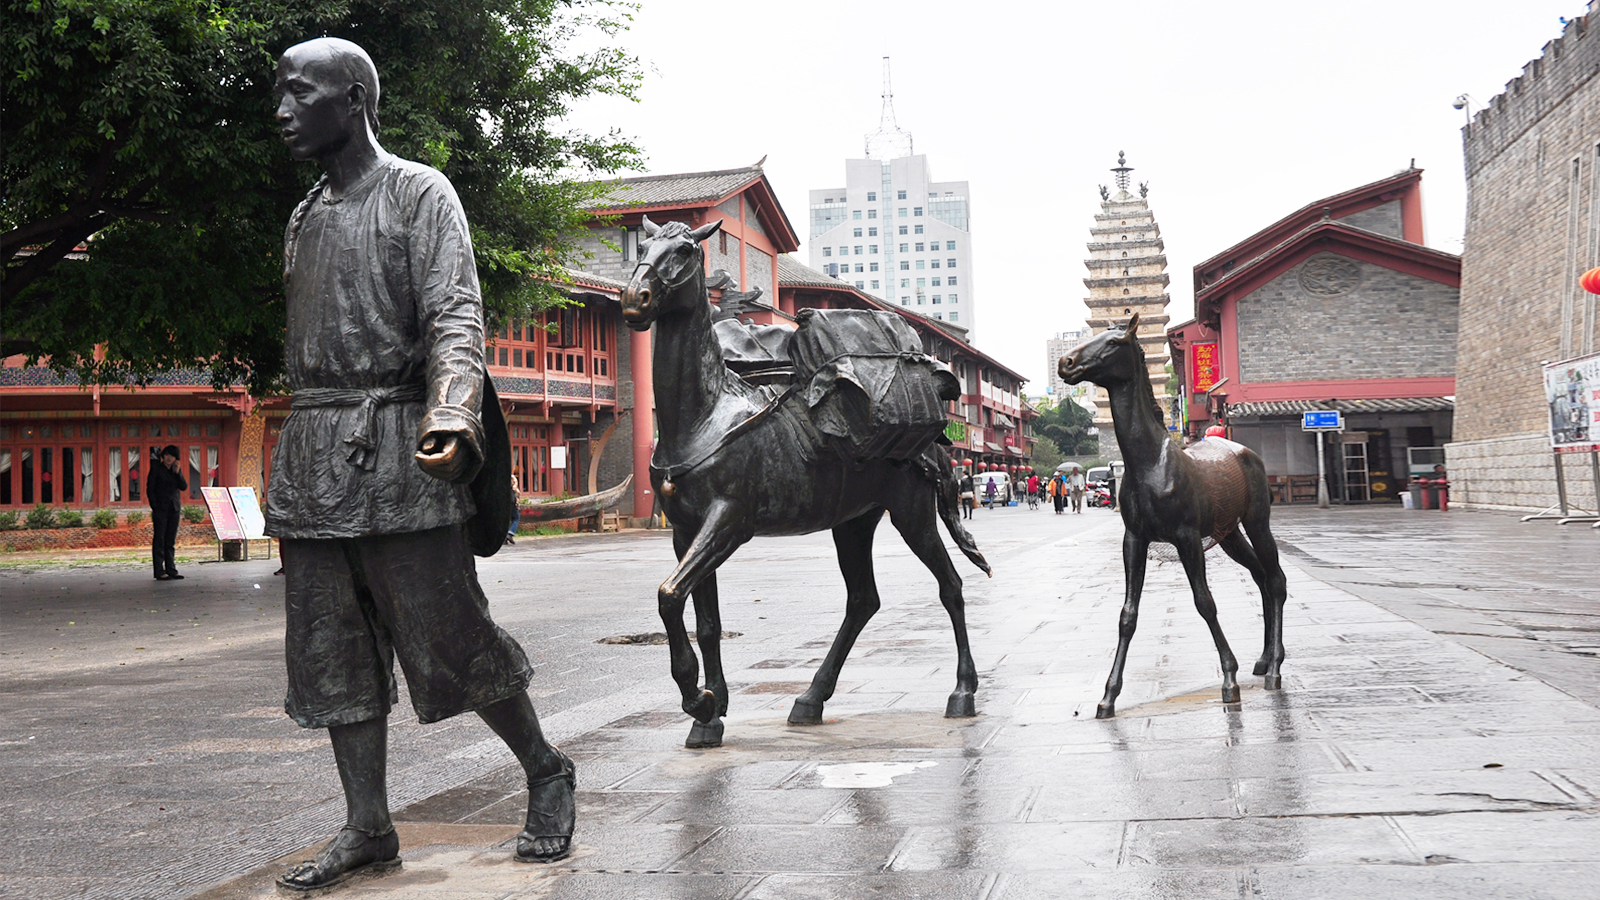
[641,215,659,238]
[689,219,723,243]
[1118,311,1141,340]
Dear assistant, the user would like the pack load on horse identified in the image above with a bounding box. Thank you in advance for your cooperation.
[621,215,990,749]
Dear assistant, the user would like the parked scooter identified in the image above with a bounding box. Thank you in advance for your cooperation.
[1088,485,1113,508]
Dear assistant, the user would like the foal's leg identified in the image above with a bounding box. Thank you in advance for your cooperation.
[657,501,748,735]
[1217,529,1276,681]
[892,493,979,718]
[1241,511,1290,689]
[683,524,730,748]
[1098,530,1151,718]
[1174,534,1241,704]
[791,510,882,725]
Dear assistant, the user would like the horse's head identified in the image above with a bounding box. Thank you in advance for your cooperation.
[621,216,723,331]
[1058,312,1143,386]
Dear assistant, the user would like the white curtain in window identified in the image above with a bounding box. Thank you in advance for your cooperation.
[81,449,93,503]
[109,448,123,502]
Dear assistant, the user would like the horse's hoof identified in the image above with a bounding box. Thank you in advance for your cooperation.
[944,692,977,718]
[1252,659,1270,677]
[1221,685,1241,704]
[1095,703,1115,719]
[685,690,718,723]
[1263,674,1283,691]
[788,697,824,726]
[685,717,724,749]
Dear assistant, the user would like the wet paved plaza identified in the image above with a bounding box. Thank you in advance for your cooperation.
[2,504,1596,899]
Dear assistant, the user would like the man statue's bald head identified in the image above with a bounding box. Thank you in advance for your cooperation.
[279,37,381,131]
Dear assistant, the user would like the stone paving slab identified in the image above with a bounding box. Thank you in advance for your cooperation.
[166,511,1600,900]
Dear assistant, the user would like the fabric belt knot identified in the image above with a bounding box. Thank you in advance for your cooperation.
[290,384,427,471]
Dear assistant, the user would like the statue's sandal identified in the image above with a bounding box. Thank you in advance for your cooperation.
[276,824,400,891]
[515,750,576,863]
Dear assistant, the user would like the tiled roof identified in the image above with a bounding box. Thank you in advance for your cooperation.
[586,166,763,211]
[1227,397,1454,417]
[557,267,628,293]
[775,254,843,288]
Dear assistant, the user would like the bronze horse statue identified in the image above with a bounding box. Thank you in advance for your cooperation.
[621,216,991,748]
[1058,314,1288,718]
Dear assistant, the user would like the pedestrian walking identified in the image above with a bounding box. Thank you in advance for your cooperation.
[1107,469,1118,511]
[1070,469,1085,514]
[1026,473,1040,510]
[1051,474,1065,514]
[147,445,187,580]
[958,470,974,519]
[983,476,997,509]
[506,470,521,546]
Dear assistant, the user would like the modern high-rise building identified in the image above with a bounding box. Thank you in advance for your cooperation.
[808,59,977,337]
[1044,328,1092,401]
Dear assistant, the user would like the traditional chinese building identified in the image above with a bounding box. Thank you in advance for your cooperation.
[1168,168,1461,503]
[1083,153,1172,458]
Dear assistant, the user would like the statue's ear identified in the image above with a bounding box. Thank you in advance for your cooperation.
[1119,311,1141,340]
[641,215,660,237]
[689,219,723,243]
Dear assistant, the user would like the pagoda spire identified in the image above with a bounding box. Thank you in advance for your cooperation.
[1081,153,1174,458]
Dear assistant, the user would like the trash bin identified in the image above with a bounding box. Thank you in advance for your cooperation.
[1401,491,1415,510]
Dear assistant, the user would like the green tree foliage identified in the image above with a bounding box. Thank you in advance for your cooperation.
[3,0,641,395]
[1034,397,1099,456]
[1028,431,1064,471]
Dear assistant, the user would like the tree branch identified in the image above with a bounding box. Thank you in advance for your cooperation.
[2,214,106,298]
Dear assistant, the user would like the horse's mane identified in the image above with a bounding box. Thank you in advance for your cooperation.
[1119,326,1168,433]
[652,221,695,240]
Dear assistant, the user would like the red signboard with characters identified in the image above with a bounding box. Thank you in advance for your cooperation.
[1190,342,1220,394]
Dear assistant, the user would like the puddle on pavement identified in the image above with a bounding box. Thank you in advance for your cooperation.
[815,760,940,788]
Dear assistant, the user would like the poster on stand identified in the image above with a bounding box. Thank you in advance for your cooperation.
[228,486,268,539]
[201,487,246,541]
[1543,352,1600,453]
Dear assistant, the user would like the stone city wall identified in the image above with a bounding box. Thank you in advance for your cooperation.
[1445,433,1599,512]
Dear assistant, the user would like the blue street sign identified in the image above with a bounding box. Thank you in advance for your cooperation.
[1302,410,1343,430]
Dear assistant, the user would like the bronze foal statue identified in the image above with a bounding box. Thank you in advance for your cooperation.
[1058,314,1289,718]
[620,217,991,749]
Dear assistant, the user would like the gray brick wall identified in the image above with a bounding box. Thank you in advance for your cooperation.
[747,246,774,298]
[1236,256,1459,383]
[571,228,631,282]
[1339,200,1403,238]
[707,235,741,286]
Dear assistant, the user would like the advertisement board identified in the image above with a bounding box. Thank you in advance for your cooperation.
[201,487,246,541]
[1544,351,1600,453]
[1190,342,1220,394]
[228,486,268,540]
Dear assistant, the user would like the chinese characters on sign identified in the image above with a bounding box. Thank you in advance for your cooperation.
[1190,342,1220,394]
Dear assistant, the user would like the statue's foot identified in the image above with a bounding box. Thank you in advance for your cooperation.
[1221,682,1241,704]
[1095,702,1116,719]
[1263,673,1283,691]
[515,750,576,863]
[788,696,824,726]
[685,717,724,749]
[1252,658,1270,677]
[944,690,977,718]
[277,825,400,891]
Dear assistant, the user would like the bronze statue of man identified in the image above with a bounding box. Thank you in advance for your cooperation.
[266,37,574,890]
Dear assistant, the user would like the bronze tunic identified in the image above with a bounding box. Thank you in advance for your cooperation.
[265,157,485,539]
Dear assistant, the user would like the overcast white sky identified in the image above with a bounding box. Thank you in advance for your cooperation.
[562,0,1586,390]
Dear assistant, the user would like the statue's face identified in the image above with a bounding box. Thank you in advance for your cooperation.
[274,47,357,161]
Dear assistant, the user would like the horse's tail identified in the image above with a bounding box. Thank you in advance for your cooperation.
[930,445,992,577]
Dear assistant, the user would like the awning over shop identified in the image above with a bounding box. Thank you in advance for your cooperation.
[992,413,1015,429]
[984,442,1006,453]
[1226,397,1454,418]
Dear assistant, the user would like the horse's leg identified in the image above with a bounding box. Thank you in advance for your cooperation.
[656,501,747,737]
[790,510,883,726]
[1174,533,1241,704]
[1241,508,1290,689]
[893,491,979,718]
[1217,528,1274,680]
[1098,530,1150,718]
[686,562,728,749]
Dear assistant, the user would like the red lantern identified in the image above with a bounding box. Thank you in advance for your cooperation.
[977,462,988,471]
[1008,465,1017,473]
[951,458,961,467]
[962,458,973,467]
[1582,266,1600,295]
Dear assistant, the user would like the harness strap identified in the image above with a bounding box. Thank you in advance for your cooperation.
[651,386,795,483]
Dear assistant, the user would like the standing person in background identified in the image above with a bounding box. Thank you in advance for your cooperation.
[1026,472,1040,510]
[958,468,975,519]
[1070,468,1086,514]
[507,469,522,546]
[1051,473,1065,514]
[147,445,188,581]
[1107,468,1118,511]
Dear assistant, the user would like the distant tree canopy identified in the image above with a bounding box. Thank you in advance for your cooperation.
[1035,396,1099,457]
[2,0,641,395]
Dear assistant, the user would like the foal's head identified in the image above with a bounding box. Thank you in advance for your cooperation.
[621,216,723,332]
[1058,312,1144,387]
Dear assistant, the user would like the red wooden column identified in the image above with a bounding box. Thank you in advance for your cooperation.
[629,327,653,520]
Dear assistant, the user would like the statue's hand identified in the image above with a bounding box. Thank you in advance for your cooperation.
[416,431,471,482]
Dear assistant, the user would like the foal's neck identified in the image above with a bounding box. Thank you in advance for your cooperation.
[652,265,729,446]
[1105,366,1170,473]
